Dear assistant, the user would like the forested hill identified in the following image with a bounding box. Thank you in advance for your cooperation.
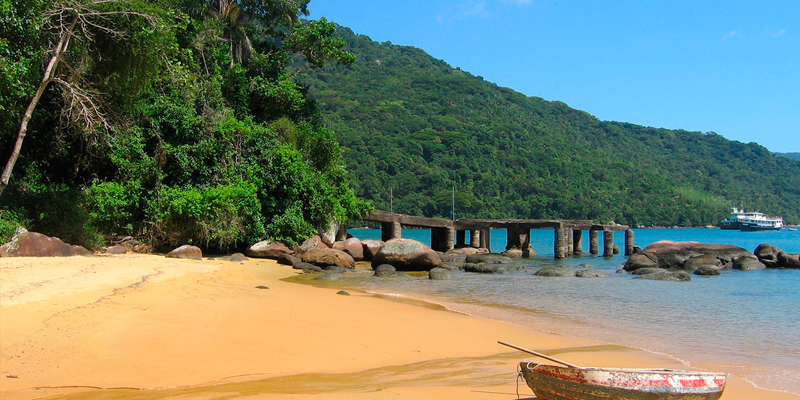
[292,27,800,226]
[778,153,800,161]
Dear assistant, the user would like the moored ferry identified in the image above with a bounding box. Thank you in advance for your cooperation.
[720,208,783,231]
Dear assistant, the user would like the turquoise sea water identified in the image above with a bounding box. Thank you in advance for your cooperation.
[340,227,800,395]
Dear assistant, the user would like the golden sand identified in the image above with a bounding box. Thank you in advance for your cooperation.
[1,254,797,399]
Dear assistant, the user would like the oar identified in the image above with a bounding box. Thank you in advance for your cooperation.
[498,341,581,368]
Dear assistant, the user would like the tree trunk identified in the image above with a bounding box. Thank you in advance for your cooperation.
[0,15,78,197]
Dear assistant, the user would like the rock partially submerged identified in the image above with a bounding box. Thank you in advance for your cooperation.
[755,243,800,269]
[624,241,751,272]
[371,238,443,271]
[300,247,355,269]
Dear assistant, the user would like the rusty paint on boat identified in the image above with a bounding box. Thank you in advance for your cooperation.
[519,362,726,400]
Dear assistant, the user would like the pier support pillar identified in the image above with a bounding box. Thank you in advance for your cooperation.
[470,230,481,247]
[431,227,455,252]
[603,230,614,257]
[567,229,574,255]
[573,230,583,254]
[480,229,491,252]
[625,229,635,256]
[506,227,521,250]
[589,230,599,255]
[381,222,402,242]
[456,230,466,247]
[554,227,567,259]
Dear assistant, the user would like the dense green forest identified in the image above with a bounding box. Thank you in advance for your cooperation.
[778,153,800,161]
[0,0,367,249]
[291,28,800,226]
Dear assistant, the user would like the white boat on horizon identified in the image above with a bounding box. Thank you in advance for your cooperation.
[720,208,783,231]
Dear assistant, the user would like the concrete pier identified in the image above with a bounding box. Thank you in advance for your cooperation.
[603,230,614,257]
[362,211,631,260]
[589,230,599,255]
[625,229,635,256]
[573,230,583,254]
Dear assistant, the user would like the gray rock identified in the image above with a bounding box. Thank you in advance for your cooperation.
[754,243,782,268]
[576,269,610,278]
[315,272,344,281]
[73,246,96,256]
[324,265,353,273]
[465,263,508,274]
[465,253,514,264]
[373,264,398,277]
[229,252,248,262]
[371,238,443,271]
[294,262,323,273]
[631,267,668,275]
[104,245,128,254]
[438,252,467,263]
[777,252,800,268]
[634,271,692,281]
[630,241,750,270]
[336,290,350,296]
[429,267,452,280]
[693,265,722,276]
[683,254,721,270]
[536,266,577,277]
[277,253,301,266]
[166,245,202,260]
[733,255,767,271]
[623,253,659,271]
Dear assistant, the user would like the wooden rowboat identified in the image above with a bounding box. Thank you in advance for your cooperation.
[499,341,726,400]
[519,361,726,400]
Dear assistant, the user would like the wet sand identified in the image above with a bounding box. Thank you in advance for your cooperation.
[1,254,797,399]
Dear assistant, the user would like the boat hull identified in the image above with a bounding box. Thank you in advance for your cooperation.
[739,223,782,232]
[519,362,726,400]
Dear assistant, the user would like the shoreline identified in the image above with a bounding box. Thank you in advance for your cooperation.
[1,254,798,399]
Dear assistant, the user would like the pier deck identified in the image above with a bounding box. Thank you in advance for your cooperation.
[360,211,633,259]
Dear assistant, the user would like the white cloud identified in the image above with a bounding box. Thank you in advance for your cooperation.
[722,30,742,40]
[769,28,787,38]
[437,1,491,24]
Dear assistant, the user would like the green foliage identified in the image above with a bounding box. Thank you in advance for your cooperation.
[0,207,28,243]
[0,0,365,250]
[150,182,264,250]
[291,28,800,226]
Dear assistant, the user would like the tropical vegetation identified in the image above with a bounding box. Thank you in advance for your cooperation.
[292,28,800,227]
[0,0,367,248]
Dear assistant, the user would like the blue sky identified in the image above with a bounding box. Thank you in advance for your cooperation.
[307,0,800,152]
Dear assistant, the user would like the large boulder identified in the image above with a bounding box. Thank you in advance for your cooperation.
[166,245,202,260]
[332,237,364,261]
[246,240,292,259]
[733,255,767,271]
[371,238,443,271]
[300,247,355,269]
[683,254,722,272]
[298,235,328,253]
[754,243,782,268]
[777,252,800,269]
[693,265,722,276]
[0,232,78,257]
[623,252,659,271]
[627,241,750,270]
[361,240,384,261]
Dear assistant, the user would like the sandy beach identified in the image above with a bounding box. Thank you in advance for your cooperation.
[1,254,797,400]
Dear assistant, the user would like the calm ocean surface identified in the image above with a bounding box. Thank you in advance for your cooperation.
[337,227,800,395]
